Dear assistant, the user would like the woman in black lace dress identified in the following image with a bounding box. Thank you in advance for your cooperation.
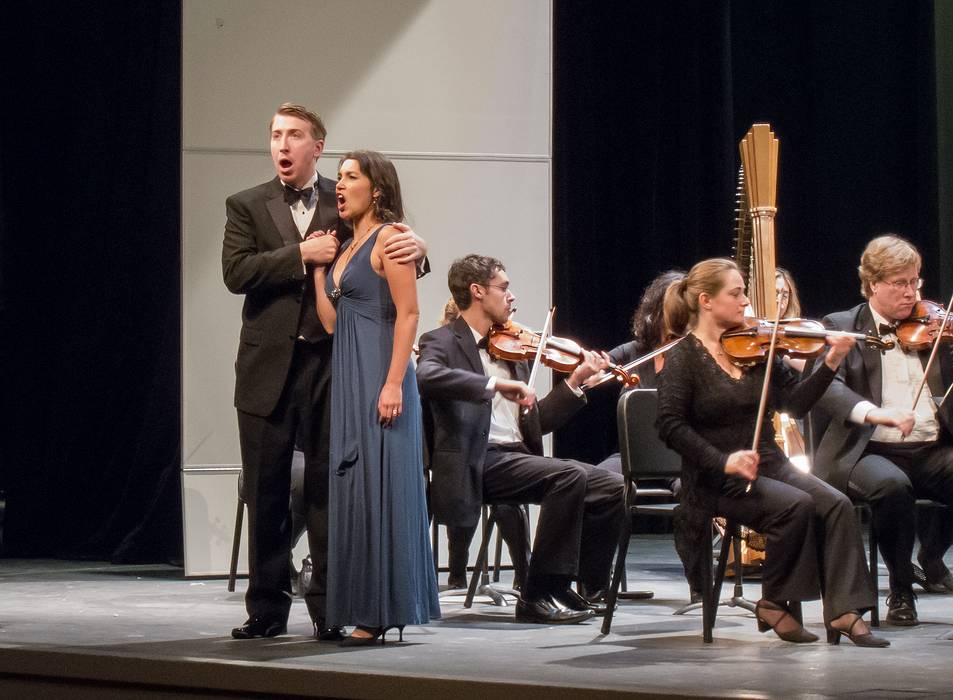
[656,258,887,647]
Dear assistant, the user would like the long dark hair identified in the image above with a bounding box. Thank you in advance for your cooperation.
[339,149,404,222]
[630,269,686,353]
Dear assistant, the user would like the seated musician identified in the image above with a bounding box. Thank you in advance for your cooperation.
[430,295,530,591]
[416,254,625,624]
[814,234,953,626]
[594,269,708,604]
[657,258,887,646]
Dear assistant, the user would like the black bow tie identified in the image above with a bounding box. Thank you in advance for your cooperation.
[476,335,489,350]
[283,185,314,206]
[878,322,898,337]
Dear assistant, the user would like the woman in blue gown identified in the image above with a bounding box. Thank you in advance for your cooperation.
[313,150,440,645]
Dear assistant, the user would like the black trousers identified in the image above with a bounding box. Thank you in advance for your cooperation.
[848,440,953,591]
[704,455,875,624]
[481,443,625,594]
[237,339,332,624]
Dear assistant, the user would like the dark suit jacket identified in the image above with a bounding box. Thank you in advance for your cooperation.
[416,317,587,528]
[813,302,953,492]
[222,174,349,417]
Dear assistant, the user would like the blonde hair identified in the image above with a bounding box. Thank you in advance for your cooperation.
[858,235,921,299]
[439,297,460,326]
[775,267,801,318]
[269,103,327,141]
[663,258,740,332]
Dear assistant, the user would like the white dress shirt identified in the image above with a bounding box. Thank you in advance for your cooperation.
[284,171,319,238]
[469,325,524,444]
[848,305,939,442]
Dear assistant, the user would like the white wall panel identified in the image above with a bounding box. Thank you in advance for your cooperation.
[182,0,552,576]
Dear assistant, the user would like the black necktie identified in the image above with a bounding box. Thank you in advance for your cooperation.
[283,185,314,206]
[878,322,898,337]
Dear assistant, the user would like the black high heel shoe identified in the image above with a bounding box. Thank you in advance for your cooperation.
[339,625,406,647]
[826,612,890,647]
[755,600,819,643]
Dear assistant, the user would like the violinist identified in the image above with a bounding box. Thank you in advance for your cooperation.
[594,270,710,605]
[431,295,530,592]
[417,254,625,624]
[813,235,953,626]
[657,258,887,646]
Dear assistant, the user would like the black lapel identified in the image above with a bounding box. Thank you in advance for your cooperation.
[265,180,302,246]
[921,350,945,398]
[452,317,485,375]
[856,304,883,403]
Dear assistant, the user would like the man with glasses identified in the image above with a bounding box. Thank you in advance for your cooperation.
[813,235,953,626]
[416,254,625,624]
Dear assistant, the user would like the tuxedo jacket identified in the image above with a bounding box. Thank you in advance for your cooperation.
[416,317,587,528]
[222,174,350,417]
[812,302,953,492]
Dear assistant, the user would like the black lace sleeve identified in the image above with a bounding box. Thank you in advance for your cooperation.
[656,341,729,475]
[771,356,836,418]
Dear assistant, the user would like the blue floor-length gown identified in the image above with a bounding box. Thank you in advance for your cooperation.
[325,226,440,628]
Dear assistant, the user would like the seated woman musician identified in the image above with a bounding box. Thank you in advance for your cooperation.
[656,258,888,646]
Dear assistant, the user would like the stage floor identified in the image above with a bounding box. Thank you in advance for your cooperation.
[1,535,952,699]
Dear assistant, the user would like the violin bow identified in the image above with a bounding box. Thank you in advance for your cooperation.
[910,289,953,412]
[746,303,785,494]
[582,335,685,391]
[524,307,555,413]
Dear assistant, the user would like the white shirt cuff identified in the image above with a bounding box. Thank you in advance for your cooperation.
[849,400,877,425]
[485,376,497,398]
[564,379,584,398]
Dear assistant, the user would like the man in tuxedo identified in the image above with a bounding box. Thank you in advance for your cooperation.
[417,255,625,624]
[814,234,953,626]
[222,103,425,639]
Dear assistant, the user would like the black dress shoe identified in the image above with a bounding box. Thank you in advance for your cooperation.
[515,596,594,624]
[446,575,468,589]
[231,616,287,639]
[885,589,918,626]
[689,590,703,605]
[552,588,609,616]
[313,620,346,642]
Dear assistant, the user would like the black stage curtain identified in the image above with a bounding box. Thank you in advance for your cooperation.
[553,0,942,465]
[0,2,183,561]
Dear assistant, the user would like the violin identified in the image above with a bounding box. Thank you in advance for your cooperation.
[720,318,894,366]
[487,320,640,387]
[896,300,953,352]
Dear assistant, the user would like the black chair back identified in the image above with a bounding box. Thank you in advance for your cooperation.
[617,388,682,484]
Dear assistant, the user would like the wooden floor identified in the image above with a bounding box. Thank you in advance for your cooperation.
[1,535,952,699]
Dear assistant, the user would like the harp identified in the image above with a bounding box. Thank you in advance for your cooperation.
[728,124,781,564]
[733,123,780,319]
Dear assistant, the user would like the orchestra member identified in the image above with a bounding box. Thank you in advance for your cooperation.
[595,270,704,603]
[417,255,624,624]
[814,234,953,625]
[657,258,887,646]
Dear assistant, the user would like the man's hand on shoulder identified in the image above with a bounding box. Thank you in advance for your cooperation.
[300,230,338,265]
[383,223,427,264]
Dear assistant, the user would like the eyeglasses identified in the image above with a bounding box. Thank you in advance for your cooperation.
[484,283,513,296]
[879,277,923,292]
